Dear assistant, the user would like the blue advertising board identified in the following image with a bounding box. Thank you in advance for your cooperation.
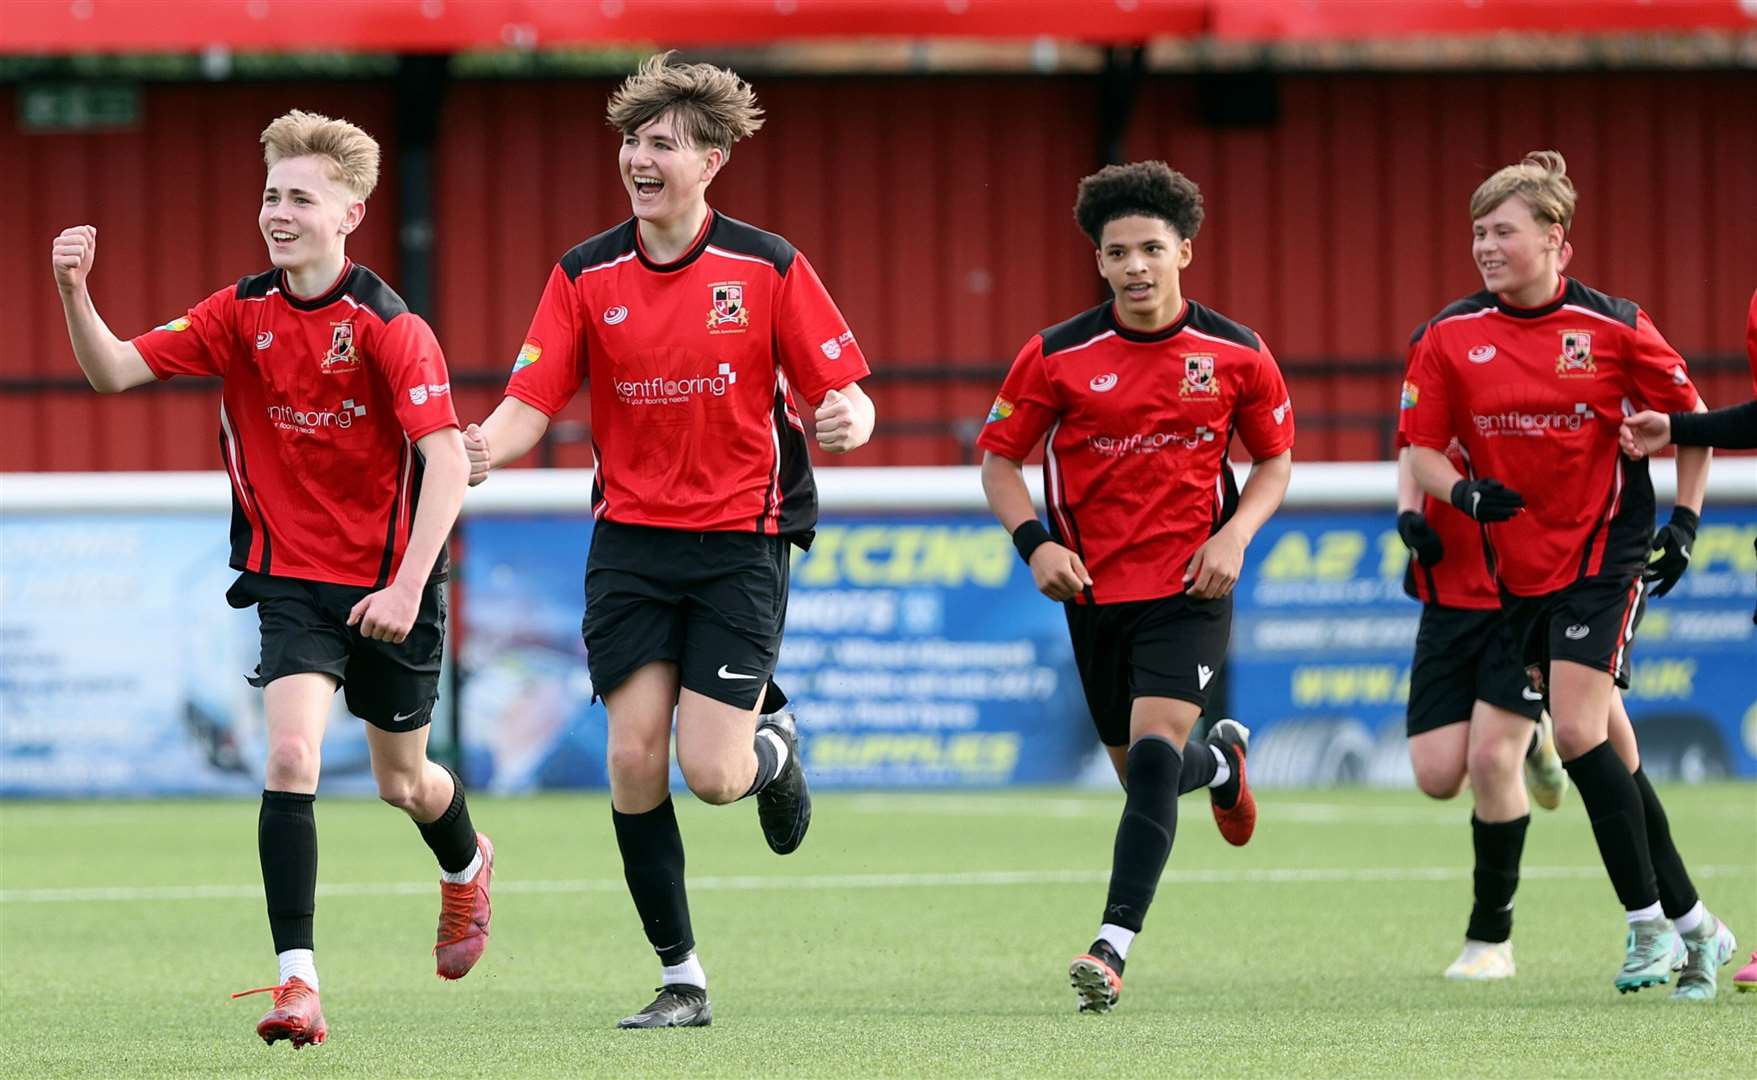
[456,514,1091,791]
[1228,506,1757,786]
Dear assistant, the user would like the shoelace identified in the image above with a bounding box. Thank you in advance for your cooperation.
[230,981,310,1005]
[435,879,485,950]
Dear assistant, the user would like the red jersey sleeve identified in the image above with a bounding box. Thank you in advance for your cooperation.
[975,336,1060,461]
[773,253,869,405]
[505,263,586,417]
[1623,309,1700,414]
[1745,288,1756,396]
[1400,331,1456,451]
[375,313,459,442]
[1232,340,1296,459]
[131,286,236,379]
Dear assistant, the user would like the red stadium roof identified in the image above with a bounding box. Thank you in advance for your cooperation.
[1,0,1749,53]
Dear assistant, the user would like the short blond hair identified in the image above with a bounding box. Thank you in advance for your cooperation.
[1470,150,1576,232]
[605,51,763,155]
[260,110,381,200]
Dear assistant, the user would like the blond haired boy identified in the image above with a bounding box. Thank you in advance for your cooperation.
[51,109,493,1048]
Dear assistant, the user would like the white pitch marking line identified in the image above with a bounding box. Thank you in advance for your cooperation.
[2,864,1749,905]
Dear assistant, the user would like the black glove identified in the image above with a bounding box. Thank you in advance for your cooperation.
[1449,478,1524,523]
[1396,510,1445,567]
[1644,506,1699,599]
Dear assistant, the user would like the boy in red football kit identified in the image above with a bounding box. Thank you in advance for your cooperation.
[464,54,874,1029]
[978,162,1290,1014]
[50,111,492,1048]
[1403,151,1738,999]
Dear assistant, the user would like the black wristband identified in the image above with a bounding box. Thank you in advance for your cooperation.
[1011,519,1053,564]
[1668,505,1700,535]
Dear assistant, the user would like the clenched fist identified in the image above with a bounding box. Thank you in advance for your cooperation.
[51,226,97,292]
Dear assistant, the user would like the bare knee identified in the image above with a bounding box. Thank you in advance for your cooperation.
[1466,737,1522,793]
[608,739,670,790]
[1412,759,1466,800]
[681,760,746,806]
[264,736,321,791]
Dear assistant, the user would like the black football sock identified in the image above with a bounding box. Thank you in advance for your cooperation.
[1465,814,1529,944]
[613,797,695,965]
[1630,767,1699,919]
[1101,737,1181,933]
[415,765,479,875]
[1177,738,1219,795]
[259,790,318,954]
[740,729,783,800]
[1563,741,1660,912]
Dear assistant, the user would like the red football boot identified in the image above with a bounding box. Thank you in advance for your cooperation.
[1207,719,1257,847]
[435,833,494,980]
[232,977,327,1049]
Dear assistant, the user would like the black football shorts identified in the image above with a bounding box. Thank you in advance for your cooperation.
[1064,591,1232,747]
[226,570,445,732]
[582,520,789,712]
[1406,603,1544,737]
[1502,571,1645,693]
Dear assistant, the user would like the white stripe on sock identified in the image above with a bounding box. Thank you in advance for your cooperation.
[662,953,707,990]
[1209,745,1231,788]
[1625,901,1663,925]
[440,847,483,885]
[1673,900,1707,936]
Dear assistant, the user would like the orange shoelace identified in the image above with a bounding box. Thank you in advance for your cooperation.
[230,980,311,1005]
[435,879,483,950]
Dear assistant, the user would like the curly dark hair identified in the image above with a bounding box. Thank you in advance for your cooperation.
[1073,161,1203,246]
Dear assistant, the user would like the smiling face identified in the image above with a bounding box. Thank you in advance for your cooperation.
[258,155,363,279]
[1095,214,1192,330]
[618,111,723,228]
[1471,195,1563,304]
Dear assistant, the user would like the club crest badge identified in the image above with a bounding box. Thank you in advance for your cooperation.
[1179,353,1217,397]
[1556,330,1596,378]
[321,321,360,374]
[707,282,750,334]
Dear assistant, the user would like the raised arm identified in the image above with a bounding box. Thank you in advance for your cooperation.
[51,226,156,393]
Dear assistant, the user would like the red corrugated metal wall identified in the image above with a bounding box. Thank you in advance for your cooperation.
[0,83,400,471]
[5,71,1753,472]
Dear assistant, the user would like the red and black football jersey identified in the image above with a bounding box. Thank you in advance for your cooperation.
[977,300,1296,605]
[505,210,868,543]
[1396,332,1500,611]
[133,262,459,588]
[1746,288,1756,395]
[1400,277,1699,598]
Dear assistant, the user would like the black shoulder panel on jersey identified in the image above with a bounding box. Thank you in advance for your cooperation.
[235,269,280,300]
[1184,301,1261,351]
[1039,305,1112,356]
[1425,291,1497,328]
[1564,279,1639,328]
[559,220,639,280]
[343,265,411,322]
[1408,322,1430,347]
[711,214,798,276]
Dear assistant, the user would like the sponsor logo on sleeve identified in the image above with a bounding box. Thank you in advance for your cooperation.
[512,341,542,373]
[820,329,856,360]
[155,316,191,333]
[1669,364,1689,386]
[320,321,360,374]
[1556,330,1597,377]
[1399,380,1419,410]
[1272,398,1291,425]
[985,395,1015,424]
[706,282,751,334]
[408,382,449,405]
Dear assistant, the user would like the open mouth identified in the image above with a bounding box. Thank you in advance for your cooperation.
[631,176,664,199]
[1123,282,1153,300]
[270,230,298,245]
